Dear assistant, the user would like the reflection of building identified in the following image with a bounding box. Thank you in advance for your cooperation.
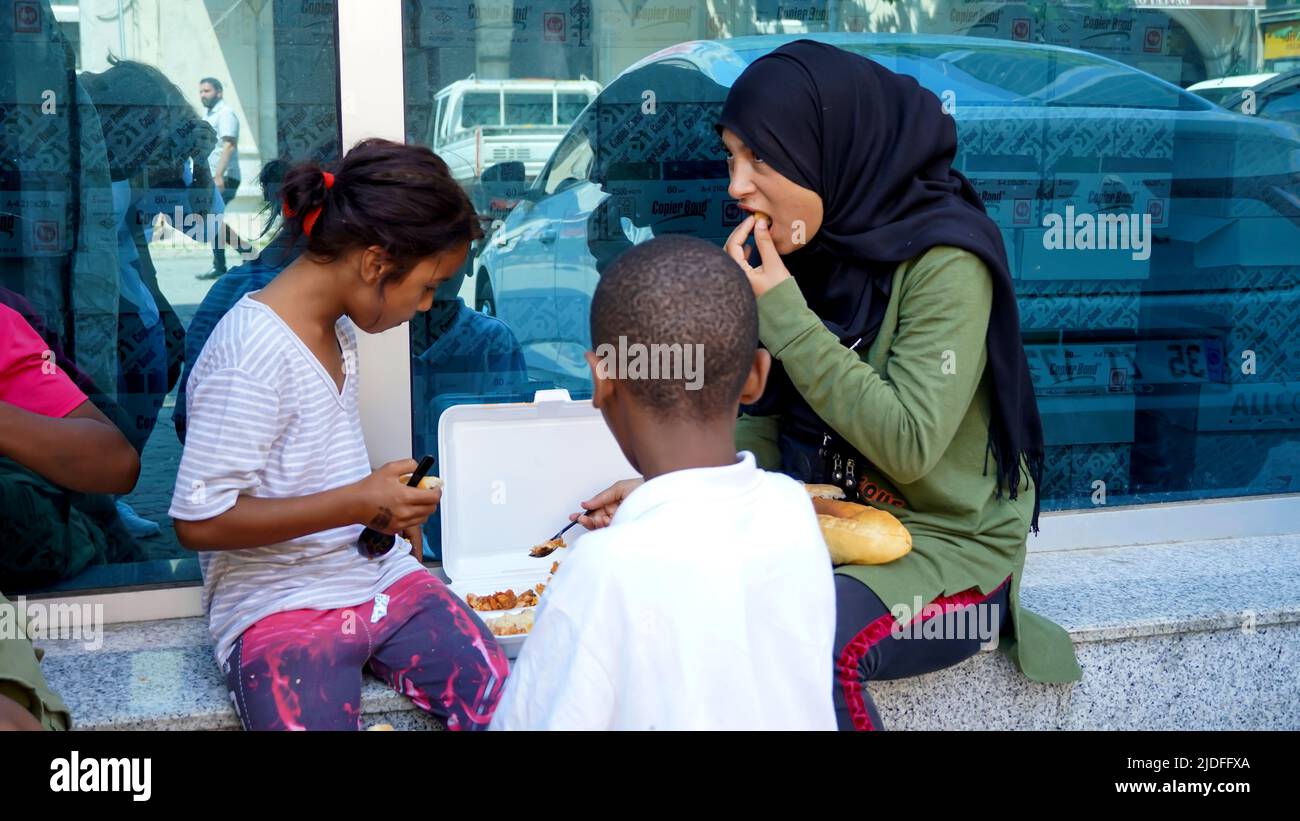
[49,2,80,68]
[57,0,342,209]
[404,1,1271,105]
[1261,2,1300,72]
[50,1,1279,202]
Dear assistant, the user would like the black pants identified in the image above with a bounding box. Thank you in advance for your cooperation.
[833,573,1012,730]
[211,176,239,272]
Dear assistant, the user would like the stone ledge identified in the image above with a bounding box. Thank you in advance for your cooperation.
[35,533,1300,730]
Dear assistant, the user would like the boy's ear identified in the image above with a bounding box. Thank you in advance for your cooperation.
[585,349,615,409]
[737,348,771,405]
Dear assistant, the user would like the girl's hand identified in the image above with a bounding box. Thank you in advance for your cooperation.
[570,478,644,530]
[724,214,792,297]
[351,460,443,535]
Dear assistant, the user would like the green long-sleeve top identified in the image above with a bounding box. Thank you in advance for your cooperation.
[737,245,1081,684]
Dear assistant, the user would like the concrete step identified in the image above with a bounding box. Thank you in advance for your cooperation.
[35,534,1300,730]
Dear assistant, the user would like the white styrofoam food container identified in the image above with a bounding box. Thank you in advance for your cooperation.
[437,389,636,657]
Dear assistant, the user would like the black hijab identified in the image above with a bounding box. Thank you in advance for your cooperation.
[716,40,1045,530]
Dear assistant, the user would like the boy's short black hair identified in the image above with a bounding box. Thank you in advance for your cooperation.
[590,235,758,421]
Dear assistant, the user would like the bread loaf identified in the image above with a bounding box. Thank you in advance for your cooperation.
[804,484,911,565]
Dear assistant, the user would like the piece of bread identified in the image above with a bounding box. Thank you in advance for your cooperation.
[811,497,911,566]
[811,497,863,518]
[398,474,444,492]
[804,483,846,500]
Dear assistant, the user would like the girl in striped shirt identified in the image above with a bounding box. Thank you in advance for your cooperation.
[170,139,507,731]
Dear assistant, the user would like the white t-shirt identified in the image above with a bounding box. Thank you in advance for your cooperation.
[490,452,837,730]
[204,98,240,182]
[169,294,423,667]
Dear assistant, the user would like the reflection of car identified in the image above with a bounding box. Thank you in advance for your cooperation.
[1220,69,1300,126]
[428,76,601,186]
[1188,73,1278,107]
[473,60,731,390]
[475,33,1300,506]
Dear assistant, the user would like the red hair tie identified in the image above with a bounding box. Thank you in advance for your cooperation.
[284,170,335,237]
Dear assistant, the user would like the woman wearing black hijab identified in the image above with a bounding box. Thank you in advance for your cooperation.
[716,40,1081,730]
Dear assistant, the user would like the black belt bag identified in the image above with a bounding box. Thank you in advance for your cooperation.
[777,414,866,503]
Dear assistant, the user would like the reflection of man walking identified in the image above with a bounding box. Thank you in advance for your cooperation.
[199,77,240,280]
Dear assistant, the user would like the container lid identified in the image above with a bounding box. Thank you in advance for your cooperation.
[437,389,636,589]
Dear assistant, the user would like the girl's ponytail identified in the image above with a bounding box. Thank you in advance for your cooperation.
[279,139,483,283]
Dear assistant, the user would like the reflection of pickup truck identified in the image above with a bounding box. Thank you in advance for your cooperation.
[427,76,601,187]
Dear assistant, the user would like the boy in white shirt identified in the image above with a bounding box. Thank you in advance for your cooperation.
[491,235,836,730]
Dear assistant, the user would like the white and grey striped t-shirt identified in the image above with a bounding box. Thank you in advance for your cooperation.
[169,293,423,667]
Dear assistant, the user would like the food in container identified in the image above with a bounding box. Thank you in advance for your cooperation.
[486,610,534,637]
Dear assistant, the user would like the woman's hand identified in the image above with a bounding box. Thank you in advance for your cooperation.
[570,477,644,530]
[350,460,443,535]
[724,214,792,297]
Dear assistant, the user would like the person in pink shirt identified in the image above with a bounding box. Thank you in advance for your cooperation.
[0,302,141,730]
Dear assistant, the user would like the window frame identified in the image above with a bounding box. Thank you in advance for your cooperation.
[25,0,1300,624]
[21,0,413,620]
[432,94,446,148]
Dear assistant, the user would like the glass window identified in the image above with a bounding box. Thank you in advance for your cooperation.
[542,130,594,194]
[432,95,446,147]
[504,92,554,126]
[558,92,593,122]
[401,0,1297,553]
[0,0,341,595]
[822,41,1196,109]
[460,91,502,128]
